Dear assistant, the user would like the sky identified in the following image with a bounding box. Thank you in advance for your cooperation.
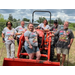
[0,9,75,23]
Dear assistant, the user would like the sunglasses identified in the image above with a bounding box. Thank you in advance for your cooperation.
[7,24,11,25]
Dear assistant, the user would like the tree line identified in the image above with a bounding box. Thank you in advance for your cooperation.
[7,14,65,24]
[0,13,75,36]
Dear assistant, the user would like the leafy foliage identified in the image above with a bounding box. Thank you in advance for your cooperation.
[36,17,46,23]
[57,17,64,24]
[22,18,30,22]
[36,17,64,25]
[69,23,75,30]
[8,14,13,21]
[0,13,75,37]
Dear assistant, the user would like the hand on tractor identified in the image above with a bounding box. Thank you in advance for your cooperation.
[51,31,55,33]
[47,31,53,34]
[34,29,37,32]
[36,26,40,29]
[22,31,25,33]
[47,31,50,34]
[20,31,24,35]
[35,27,38,29]
[47,35,51,38]
[47,33,55,38]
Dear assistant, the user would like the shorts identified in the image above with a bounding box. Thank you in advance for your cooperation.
[25,46,40,54]
[56,47,69,55]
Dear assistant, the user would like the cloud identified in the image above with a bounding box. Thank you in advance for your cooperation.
[0,9,16,13]
[0,9,75,23]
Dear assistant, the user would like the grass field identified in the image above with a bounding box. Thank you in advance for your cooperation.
[0,31,75,66]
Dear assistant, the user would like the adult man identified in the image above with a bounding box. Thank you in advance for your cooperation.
[15,21,27,45]
[48,21,74,66]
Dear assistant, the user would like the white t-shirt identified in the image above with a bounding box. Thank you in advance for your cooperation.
[38,23,51,30]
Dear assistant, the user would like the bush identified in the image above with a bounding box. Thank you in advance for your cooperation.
[0,22,6,36]
[69,23,75,30]
[69,23,75,27]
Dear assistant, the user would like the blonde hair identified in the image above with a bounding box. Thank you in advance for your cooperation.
[27,23,34,31]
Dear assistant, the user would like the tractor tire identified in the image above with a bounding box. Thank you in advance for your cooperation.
[50,45,54,61]
[19,46,26,58]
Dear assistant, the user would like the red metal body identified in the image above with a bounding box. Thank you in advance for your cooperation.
[3,58,60,66]
[3,29,60,66]
[17,34,25,58]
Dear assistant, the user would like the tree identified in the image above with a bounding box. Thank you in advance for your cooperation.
[69,23,75,28]
[18,19,20,21]
[36,17,46,23]
[12,22,19,28]
[13,18,17,22]
[48,19,54,24]
[0,14,7,22]
[0,14,7,36]
[57,18,63,25]
[0,14,7,24]
[0,14,4,19]
[8,14,13,21]
[22,18,30,22]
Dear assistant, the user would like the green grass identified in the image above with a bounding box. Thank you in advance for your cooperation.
[0,39,18,66]
[69,27,75,31]
[0,31,75,66]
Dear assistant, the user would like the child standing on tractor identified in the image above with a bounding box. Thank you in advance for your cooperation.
[48,21,74,66]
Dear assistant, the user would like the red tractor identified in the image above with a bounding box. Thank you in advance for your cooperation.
[3,10,60,66]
